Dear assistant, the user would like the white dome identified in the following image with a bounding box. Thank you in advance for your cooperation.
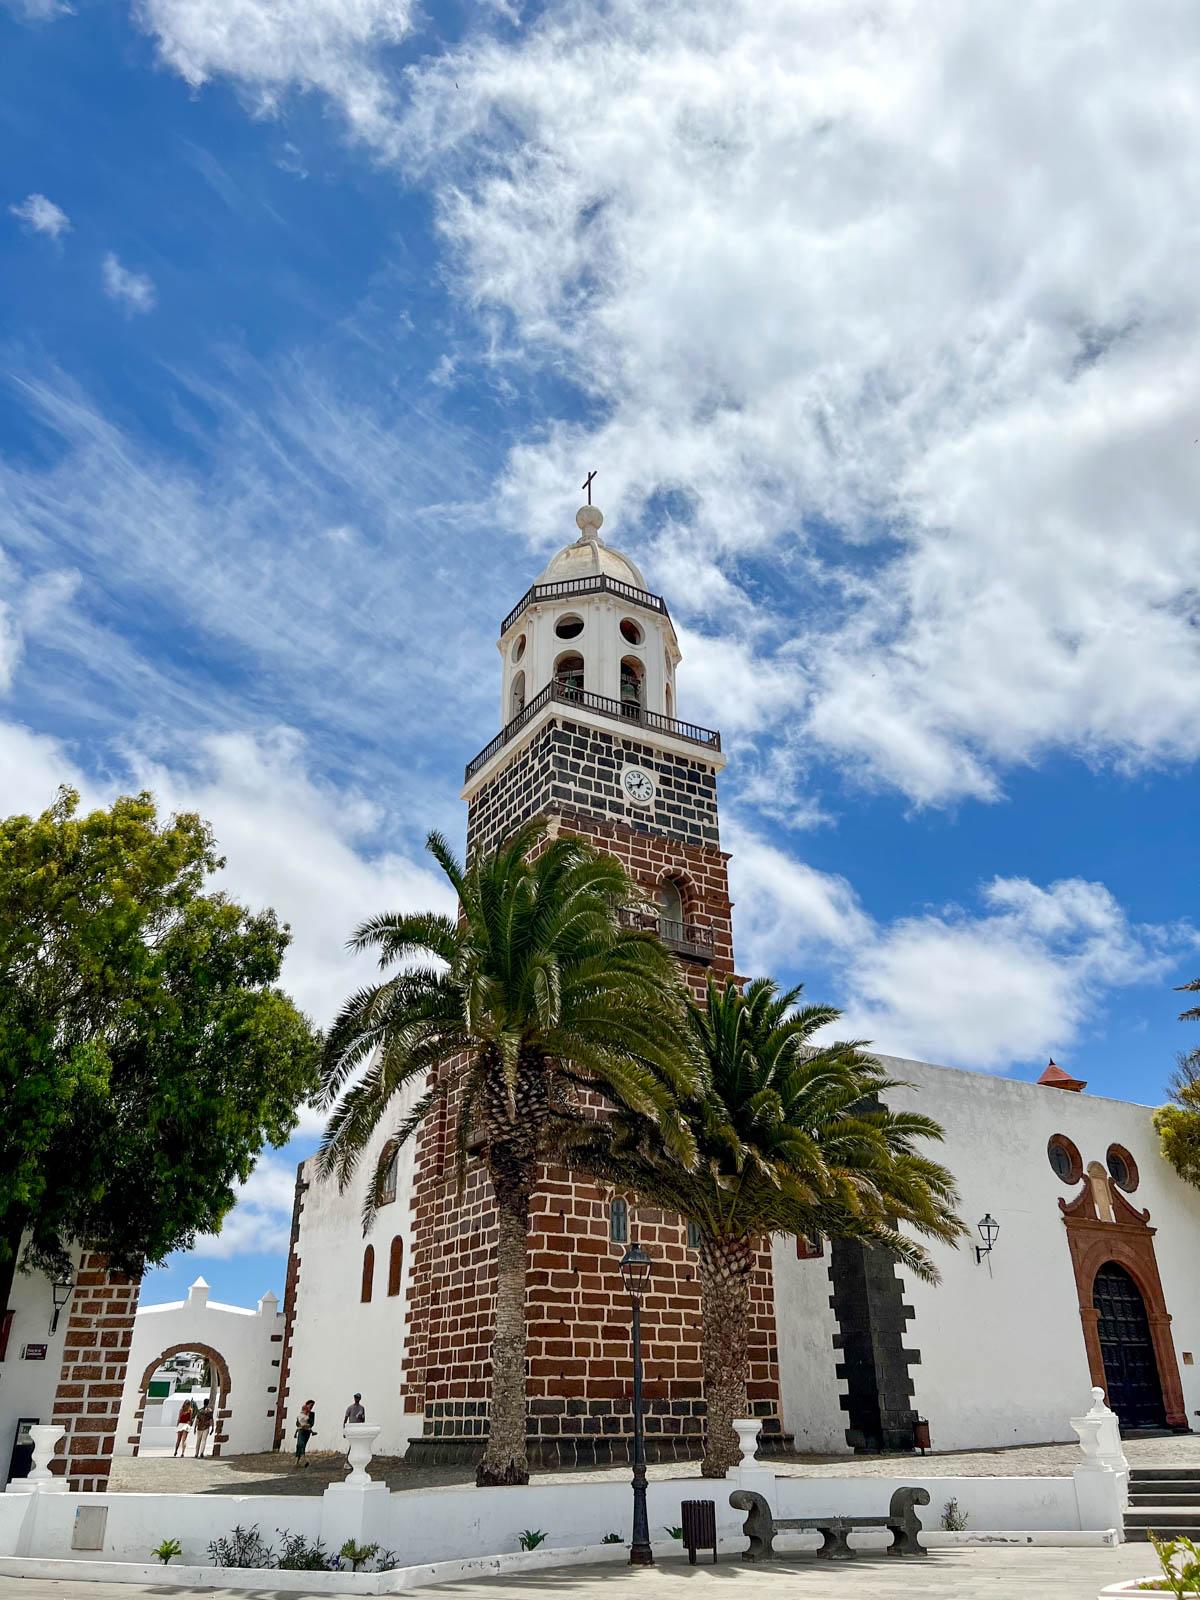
[536,537,647,590]
[535,505,648,590]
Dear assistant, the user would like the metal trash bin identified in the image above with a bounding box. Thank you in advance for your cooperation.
[681,1498,718,1564]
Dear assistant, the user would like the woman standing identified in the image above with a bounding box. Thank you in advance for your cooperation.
[293,1400,316,1468]
[173,1399,194,1458]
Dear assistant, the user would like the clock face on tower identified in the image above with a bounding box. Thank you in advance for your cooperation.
[620,765,656,806]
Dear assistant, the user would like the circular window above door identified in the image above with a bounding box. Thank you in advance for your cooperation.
[1047,1134,1083,1185]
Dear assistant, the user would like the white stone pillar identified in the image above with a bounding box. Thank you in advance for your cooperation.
[6,1426,68,1496]
[1070,1399,1124,1537]
[321,1424,389,1557]
[730,1418,777,1508]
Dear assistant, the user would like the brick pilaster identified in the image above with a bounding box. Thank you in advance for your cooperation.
[50,1254,140,1491]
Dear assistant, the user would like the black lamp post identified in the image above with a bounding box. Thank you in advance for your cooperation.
[619,1241,654,1567]
[50,1265,76,1335]
[974,1213,1000,1265]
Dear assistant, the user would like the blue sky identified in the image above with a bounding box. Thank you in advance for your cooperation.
[3,0,1198,1308]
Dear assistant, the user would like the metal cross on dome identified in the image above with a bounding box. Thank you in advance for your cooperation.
[582,469,597,505]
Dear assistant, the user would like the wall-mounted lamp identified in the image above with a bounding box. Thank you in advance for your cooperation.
[974,1214,1000,1265]
[50,1266,76,1335]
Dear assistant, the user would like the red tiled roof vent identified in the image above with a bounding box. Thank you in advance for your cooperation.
[1038,1058,1087,1093]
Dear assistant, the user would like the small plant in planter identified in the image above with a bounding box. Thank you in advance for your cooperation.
[338,1540,380,1572]
[601,1533,623,1544]
[207,1525,274,1569]
[940,1499,969,1532]
[1143,1534,1200,1595]
[151,1539,182,1566]
[663,1526,684,1541]
[517,1530,549,1551]
[275,1531,331,1571]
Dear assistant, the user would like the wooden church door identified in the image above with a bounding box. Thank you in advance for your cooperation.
[1092,1262,1167,1430]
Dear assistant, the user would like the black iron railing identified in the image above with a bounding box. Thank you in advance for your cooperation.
[465,679,721,780]
[501,574,669,638]
[619,906,716,964]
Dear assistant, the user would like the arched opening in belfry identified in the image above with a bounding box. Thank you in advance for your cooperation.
[554,652,584,699]
[665,681,674,719]
[510,670,526,720]
[620,657,644,716]
[658,877,685,941]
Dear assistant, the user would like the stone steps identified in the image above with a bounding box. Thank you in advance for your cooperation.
[1125,1469,1200,1541]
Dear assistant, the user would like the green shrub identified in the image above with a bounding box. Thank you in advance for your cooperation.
[207,1526,273,1569]
[338,1541,380,1572]
[601,1533,623,1544]
[275,1531,330,1571]
[151,1539,182,1566]
[940,1499,969,1532]
[517,1530,549,1551]
[664,1525,684,1540]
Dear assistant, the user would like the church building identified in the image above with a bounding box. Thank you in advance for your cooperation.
[277,504,1200,1464]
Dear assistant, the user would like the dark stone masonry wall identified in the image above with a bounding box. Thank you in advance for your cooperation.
[466,715,720,858]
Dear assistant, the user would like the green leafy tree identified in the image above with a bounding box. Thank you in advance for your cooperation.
[0,787,320,1302]
[572,976,964,1476]
[1155,978,1200,1188]
[317,822,694,1486]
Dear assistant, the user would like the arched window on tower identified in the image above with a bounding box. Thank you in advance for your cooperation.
[609,1197,629,1244]
[658,878,685,944]
[387,1236,404,1297]
[555,652,584,700]
[510,670,526,720]
[620,657,644,718]
[665,681,674,719]
[377,1142,399,1206]
[361,1244,375,1303]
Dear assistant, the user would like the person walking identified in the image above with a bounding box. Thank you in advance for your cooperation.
[173,1398,194,1458]
[343,1393,365,1426]
[293,1400,316,1468]
[193,1401,215,1458]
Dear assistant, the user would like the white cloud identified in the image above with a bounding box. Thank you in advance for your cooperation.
[101,252,156,314]
[729,824,1177,1071]
[9,193,70,237]
[135,0,415,152]
[127,725,457,1027]
[395,0,1200,807]
[0,0,70,20]
[192,1153,299,1258]
[0,720,87,817]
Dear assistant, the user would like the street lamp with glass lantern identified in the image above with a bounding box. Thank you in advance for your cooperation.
[619,1241,654,1566]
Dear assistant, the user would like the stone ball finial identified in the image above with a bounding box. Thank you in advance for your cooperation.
[575,504,604,543]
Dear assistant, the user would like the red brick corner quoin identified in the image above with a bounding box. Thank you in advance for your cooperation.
[49,1254,141,1491]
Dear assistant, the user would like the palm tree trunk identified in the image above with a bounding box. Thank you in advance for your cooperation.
[477,1163,532,1486]
[697,1232,753,1477]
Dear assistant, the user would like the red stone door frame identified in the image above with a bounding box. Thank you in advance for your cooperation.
[1061,1182,1187,1431]
[129,1341,234,1457]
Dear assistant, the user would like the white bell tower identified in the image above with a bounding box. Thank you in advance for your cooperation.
[499,504,681,727]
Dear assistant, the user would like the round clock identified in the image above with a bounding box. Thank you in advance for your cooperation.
[621,766,656,806]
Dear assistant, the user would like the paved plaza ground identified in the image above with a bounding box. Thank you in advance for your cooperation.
[0,1546,1161,1600]
[107,1430,1200,1497]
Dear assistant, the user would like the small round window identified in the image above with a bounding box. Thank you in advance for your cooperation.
[1047,1134,1082,1185]
[511,633,526,663]
[555,614,584,640]
[620,617,643,645]
[1106,1144,1138,1193]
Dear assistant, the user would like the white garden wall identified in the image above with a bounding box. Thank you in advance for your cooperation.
[115,1278,283,1457]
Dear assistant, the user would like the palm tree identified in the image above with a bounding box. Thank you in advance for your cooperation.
[316,822,695,1486]
[572,975,964,1477]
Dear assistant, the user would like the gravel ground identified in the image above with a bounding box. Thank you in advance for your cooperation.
[106,1431,1200,1497]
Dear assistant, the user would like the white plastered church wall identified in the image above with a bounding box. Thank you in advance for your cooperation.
[114,1277,283,1456]
[283,1075,423,1459]
[774,1057,1200,1454]
[0,1244,82,1488]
